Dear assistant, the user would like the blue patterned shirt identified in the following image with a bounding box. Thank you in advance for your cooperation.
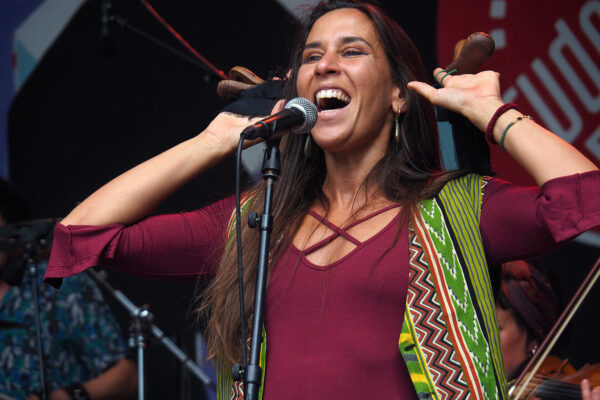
[0,263,127,399]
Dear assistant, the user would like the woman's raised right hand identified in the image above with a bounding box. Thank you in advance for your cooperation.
[201,99,286,155]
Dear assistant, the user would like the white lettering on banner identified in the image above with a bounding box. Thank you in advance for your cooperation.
[516,60,582,142]
[551,19,600,113]
[490,0,506,19]
[585,125,600,160]
[502,86,518,103]
[580,1,600,55]
[500,1,600,145]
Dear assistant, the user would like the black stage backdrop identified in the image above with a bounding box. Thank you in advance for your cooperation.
[7,1,599,398]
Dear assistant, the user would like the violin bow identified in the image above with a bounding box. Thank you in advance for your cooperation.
[510,256,600,399]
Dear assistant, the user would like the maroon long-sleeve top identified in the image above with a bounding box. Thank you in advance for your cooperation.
[45,172,600,399]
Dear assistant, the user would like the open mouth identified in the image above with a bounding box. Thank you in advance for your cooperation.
[315,89,350,112]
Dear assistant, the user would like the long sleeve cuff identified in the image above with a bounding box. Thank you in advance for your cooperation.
[44,222,123,287]
[539,170,600,242]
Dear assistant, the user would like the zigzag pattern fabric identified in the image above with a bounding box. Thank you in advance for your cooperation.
[437,175,506,396]
[400,228,469,399]
[414,202,490,399]
[401,174,507,399]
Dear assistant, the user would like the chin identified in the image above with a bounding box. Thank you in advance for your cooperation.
[311,134,349,154]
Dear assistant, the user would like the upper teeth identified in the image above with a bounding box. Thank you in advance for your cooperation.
[316,89,350,104]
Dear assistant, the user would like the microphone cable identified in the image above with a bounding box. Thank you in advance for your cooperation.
[235,135,248,373]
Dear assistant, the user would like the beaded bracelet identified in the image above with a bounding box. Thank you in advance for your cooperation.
[485,103,520,144]
[499,115,533,151]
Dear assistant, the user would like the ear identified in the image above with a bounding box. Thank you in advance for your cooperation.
[391,85,407,115]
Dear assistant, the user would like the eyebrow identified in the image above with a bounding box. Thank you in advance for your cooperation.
[303,36,373,50]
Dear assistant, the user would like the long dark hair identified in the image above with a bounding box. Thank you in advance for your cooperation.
[199,0,461,366]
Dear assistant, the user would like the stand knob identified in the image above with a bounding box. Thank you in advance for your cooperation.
[248,212,260,229]
[232,364,244,381]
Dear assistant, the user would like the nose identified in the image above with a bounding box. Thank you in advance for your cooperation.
[314,52,339,77]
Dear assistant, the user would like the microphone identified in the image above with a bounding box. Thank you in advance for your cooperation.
[241,97,317,140]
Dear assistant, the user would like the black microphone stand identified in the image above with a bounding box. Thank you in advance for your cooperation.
[239,140,280,400]
[28,256,49,400]
[1,219,57,400]
[85,269,216,400]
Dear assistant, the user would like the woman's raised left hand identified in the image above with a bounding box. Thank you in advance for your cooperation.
[406,68,504,132]
[407,67,598,186]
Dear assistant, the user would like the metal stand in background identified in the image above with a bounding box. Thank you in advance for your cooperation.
[85,269,216,400]
[128,304,152,400]
[29,262,49,400]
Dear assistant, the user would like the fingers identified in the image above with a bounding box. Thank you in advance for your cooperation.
[271,99,286,115]
[433,67,459,87]
[594,386,600,400]
[583,379,591,400]
[406,81,438,102]
[581,379,600,400]
[433,67,447,85]
[406,66,456,103]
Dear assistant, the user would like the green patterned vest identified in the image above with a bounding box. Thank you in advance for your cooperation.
[400,173,508,399]
[218,174,508,399]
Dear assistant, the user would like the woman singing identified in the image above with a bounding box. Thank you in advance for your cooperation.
[45,1,600,399]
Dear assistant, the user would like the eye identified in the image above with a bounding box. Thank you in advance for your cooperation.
[342,48,366,57]
[302,52,322,63]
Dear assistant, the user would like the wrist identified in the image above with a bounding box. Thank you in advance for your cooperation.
[197,128,237,158]
[464,98,505,133]
[63,383,91,400]
[485,103,520,144]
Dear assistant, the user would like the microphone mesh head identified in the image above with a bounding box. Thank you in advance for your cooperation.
[285,97,318,133]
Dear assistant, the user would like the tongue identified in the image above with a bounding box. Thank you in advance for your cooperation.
[319,97,348,111]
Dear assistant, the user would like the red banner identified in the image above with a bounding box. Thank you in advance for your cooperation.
[437,0,600,247]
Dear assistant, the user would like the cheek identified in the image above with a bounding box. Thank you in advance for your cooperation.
[500,328,528,365]
[499,330,513,353]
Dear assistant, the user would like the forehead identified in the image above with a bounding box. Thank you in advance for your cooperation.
[305,8,380,46]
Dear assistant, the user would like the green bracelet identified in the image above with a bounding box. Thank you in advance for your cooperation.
[499,115,533,151]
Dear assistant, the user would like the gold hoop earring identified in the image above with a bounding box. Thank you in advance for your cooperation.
[304,133,314,158]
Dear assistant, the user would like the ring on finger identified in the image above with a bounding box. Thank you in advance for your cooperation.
[434,69,447,82]
[439,68,458,86]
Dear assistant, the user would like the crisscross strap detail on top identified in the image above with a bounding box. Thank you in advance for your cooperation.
[303,203,401,255]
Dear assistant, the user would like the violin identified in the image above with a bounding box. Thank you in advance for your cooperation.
[514,355,600,399]
[510,257,600,399]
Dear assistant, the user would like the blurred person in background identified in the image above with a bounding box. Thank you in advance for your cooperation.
[0,178,137,400]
